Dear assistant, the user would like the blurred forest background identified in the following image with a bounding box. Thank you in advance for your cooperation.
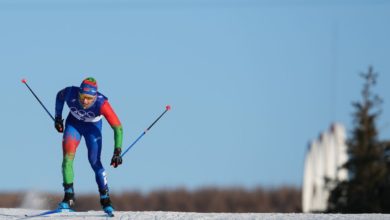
[0,186,301,212]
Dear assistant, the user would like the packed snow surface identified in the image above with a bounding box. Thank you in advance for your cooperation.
[1,209,390,220]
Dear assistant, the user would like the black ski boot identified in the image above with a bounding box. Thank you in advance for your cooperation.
[99,188,114,217]
[58,183,75,209]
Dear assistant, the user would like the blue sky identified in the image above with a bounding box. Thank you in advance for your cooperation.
[1,0,389,193]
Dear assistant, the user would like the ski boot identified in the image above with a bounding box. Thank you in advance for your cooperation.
[58,183,75,210]
[99,188,115,217]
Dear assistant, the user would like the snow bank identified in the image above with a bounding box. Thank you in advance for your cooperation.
[0,209,390,220]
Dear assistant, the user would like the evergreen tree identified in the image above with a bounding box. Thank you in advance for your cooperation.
[327,66,389,213]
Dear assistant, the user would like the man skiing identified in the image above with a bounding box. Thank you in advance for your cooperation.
[54,77,123,215]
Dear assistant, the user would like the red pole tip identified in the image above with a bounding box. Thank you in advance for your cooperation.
[21,79,27,84]
[166,105,171,111]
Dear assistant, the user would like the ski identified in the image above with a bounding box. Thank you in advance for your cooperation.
[24,207,114,218]
[25,208,74,218]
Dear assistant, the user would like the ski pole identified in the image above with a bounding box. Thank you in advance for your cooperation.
[21,78,55,122]
[121,105,171,157]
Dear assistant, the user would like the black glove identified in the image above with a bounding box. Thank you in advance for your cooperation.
[55,116,64,133]
[110,148,122,168]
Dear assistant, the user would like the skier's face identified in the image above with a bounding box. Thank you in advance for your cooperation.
[79,93,96,109]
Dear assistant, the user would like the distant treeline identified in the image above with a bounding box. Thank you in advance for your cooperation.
[0,186,301,212]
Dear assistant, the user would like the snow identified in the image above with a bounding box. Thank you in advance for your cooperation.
[1,209,390,220]
[19,191,49,210]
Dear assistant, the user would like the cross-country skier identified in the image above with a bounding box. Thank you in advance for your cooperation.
[54,77,123,215]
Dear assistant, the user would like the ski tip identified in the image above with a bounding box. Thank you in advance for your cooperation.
[166,105,171,111]
[21,78,27,84]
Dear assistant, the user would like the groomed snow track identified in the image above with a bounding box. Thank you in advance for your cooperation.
[1,209,390,220]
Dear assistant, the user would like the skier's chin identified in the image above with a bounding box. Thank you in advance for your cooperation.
[82,104,91,109]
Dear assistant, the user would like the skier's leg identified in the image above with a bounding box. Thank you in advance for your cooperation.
[60,123,81,208]
[84,122,114,212]
[62,123,81,185]
[84,123,107,190]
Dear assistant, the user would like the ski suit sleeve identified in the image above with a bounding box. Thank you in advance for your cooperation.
[55,87,70,118]
[100,100,123,149]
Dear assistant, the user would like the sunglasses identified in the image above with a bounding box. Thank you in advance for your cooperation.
[79,93,96,101]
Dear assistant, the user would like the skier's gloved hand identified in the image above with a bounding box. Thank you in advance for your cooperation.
[55,116,64,133]
[110,148,122,168]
